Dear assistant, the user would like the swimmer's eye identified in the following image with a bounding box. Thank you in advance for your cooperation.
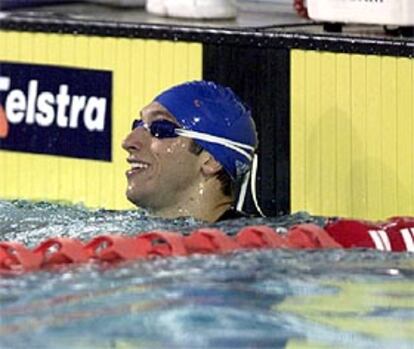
[131,119,180,139]
[132,119,144,130]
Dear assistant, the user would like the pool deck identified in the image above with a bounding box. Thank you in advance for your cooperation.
[0,2,413,57]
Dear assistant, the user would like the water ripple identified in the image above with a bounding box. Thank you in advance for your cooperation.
[0,200,413,349]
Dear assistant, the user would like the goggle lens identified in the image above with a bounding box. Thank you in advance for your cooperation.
[131,119,179,139]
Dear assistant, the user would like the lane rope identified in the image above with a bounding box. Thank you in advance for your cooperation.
[1,217,413,274]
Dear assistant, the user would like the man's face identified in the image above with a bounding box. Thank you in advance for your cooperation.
[122,102,202,211]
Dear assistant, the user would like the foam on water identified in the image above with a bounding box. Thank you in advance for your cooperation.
[1,200,413,349]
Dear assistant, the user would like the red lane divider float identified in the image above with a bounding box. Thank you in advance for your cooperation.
[137,231,188,257]
[235,226,288,249]
[185,228,239,254]
[287,224,341,249]
[86,235,140,262]
[34,238,90,266]
[1,218,413,274]
[0,242,43,272]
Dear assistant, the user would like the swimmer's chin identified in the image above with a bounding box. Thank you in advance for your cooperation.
[126,193,147,212]
[125,193,205,223]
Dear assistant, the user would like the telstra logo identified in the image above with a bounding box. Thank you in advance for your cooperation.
[0,76,107,132]
[0,62,112,161]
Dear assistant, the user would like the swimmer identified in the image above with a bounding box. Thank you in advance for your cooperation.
[122,81,259,222]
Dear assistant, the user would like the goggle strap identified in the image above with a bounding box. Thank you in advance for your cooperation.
[236,171,249,212]
[236,154,265,217]
[177,129,255,151]
[176,129,254,161]
[251,154,265,217]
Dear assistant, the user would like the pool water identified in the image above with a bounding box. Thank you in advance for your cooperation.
[1,200,413,349]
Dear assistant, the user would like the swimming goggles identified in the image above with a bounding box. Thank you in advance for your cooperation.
[132,119,179,138]
[131,119,255,161]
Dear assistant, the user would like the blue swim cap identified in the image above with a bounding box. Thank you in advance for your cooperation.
[154,81,257,180]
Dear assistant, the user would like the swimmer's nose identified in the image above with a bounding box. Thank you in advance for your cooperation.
[122,127,147,152]
[122,132,137,153]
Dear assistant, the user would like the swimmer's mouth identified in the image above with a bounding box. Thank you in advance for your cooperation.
[127,159,150,175]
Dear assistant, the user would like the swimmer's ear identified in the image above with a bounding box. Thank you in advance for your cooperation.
[200,153,222,177]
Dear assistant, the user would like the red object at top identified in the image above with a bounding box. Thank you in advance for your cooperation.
[293,0,308,18]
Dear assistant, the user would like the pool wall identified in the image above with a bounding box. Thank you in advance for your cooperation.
[291,50,414,219]
[0,6,413,219]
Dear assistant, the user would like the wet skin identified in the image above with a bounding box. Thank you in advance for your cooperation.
[122,102,205,215]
